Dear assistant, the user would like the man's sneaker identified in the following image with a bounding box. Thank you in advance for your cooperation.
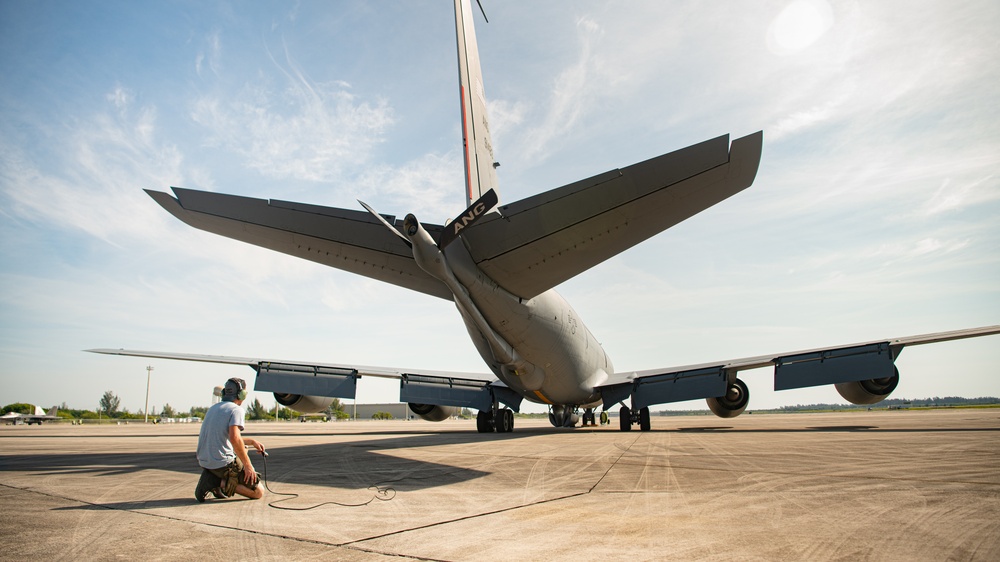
[195,469,220,503]
[211,487,226,499]
[195,482,211,503]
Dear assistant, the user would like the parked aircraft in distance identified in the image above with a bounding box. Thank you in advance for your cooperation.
[1,406,59,425]
[90,0,1000,432]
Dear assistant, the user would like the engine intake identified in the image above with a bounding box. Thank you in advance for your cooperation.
[273,393,334,414]
[835,368,899,405]
[706,378,750,418]
[408,403,460,422]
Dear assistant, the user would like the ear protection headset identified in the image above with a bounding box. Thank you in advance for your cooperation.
[225,377,248,401]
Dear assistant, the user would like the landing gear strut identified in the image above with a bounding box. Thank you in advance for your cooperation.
[581,408,597,426]
[618,405,651,432]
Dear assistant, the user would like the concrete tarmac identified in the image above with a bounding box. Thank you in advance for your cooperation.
[2,409,998,561]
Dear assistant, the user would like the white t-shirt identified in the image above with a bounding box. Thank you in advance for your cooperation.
[196,400,245,469]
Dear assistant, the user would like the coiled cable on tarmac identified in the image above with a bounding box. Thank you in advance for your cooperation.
[257,451,396,510]
[256,449,477,511]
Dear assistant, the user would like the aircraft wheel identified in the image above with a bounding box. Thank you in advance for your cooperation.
[619,406,632,432]
[495,408,513,432]
[476,410,495,433]
[639,407,651,431]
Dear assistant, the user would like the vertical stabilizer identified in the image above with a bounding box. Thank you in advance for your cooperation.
[454,0,499,208]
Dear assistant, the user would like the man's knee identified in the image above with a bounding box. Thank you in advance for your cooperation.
[236,484,264,500]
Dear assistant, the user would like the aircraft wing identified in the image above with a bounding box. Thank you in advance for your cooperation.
[86,347,515,413]
[597,325,1000,410]
[86,348,497,383]
[460,132,763,299]
[145,188,453,300]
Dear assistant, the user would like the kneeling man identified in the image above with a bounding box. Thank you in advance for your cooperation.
[195,377,266,502]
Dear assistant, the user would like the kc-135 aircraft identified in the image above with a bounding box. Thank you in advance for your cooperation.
[91,0,999,432]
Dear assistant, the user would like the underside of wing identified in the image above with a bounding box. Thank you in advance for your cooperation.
[146,188,452,300]
[86,347,514,414]
[460,132,763,299]
[598,325,1000,411]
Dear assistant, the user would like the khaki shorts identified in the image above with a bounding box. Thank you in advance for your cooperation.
[207,457,259,496]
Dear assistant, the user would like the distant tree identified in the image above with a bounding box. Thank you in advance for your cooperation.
[189,406,208,420]
[99,391,120,417]
[323,399,349,419]
[276,406,300,420]
[161,403,177,418]
[2,403,34,415]
[324,398,344,415]
[247,399,268,420]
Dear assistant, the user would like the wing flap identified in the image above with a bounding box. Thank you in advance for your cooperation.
[462,132,763,298]
[147,188,452,300]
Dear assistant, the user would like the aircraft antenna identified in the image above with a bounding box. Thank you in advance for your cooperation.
[475,0,489,23]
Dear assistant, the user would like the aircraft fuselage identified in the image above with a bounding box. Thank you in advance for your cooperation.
[409,213,611,409]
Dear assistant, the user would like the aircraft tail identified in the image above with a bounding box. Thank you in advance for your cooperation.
[454,0,499,208]
[47,406,58,417]
[33,405,45,416]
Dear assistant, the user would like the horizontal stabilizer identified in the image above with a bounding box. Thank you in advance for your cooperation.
[460,132,763,298]
[145,188,452,300]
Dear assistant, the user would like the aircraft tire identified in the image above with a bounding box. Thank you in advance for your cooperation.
[476,410,495,433]
[619,406,631,431]
[639,407,651,431]
[495,408,513,432]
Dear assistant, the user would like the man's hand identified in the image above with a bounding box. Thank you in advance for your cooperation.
[243,462,258,485]
[244,438,266,456]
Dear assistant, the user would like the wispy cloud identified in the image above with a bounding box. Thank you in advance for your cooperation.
[1,93,184,245]
[510,16,608,165]
[354,152,464,220]
[190,36,394,184]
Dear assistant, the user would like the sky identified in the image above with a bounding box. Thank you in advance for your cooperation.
[1,0,998,416]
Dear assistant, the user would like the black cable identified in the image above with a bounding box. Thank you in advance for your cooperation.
[255,449,480,511]
[257,452,396,511]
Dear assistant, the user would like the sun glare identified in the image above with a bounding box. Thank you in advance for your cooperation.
[768,0,834,54]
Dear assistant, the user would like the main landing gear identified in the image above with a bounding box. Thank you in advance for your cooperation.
[618,405,651,432]
[477,407,514,433]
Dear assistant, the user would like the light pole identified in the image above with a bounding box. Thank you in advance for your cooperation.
[144,365,154,423]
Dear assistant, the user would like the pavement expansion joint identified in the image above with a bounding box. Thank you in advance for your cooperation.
[343,433,646,547]
[0,481,434,560]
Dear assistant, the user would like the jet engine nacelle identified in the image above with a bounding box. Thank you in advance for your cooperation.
[408,403,460,422]
[835,368,900,405]
[273,393,334,414]
[706,378,750,418]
